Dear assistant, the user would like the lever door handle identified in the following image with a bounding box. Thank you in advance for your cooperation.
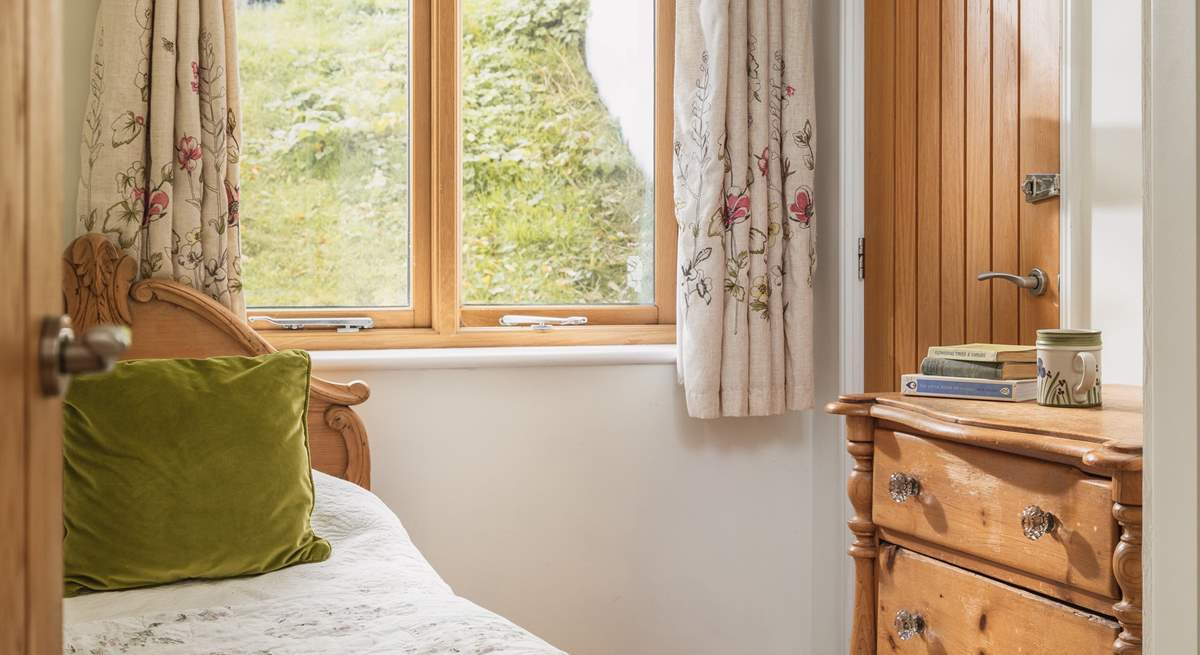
[65,324,132,374]
[977,267,1047,296]
[39,316,132,396]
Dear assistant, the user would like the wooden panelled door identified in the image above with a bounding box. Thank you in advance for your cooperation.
[1,0,63,653]
[865,0,1061,391]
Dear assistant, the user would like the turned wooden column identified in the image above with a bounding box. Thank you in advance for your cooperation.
[1111,470,1143,654]
[845,413,877,654]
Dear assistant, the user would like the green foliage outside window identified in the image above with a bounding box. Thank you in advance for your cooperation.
[461,0,654,305]
[240,0,412,307]
[239,0,653,308]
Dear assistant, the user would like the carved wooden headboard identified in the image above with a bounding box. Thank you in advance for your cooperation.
[62,234,372,489]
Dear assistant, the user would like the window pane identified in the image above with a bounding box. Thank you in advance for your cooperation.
[239,0,410,308]
[461,0,655,305]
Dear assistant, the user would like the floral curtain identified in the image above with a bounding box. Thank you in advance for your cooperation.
[673,0,815,418]
[76,0,244,316]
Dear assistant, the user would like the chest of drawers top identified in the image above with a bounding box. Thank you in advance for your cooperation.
[829,384,1143,473]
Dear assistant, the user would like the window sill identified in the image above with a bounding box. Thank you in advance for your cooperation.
[259,324,674,351]
[309,344,677,372]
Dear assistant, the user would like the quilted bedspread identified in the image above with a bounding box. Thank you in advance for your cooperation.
[64,472,565,655]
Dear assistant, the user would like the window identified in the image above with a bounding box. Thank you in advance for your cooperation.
[240,0,413,310]
[239,0,675,347]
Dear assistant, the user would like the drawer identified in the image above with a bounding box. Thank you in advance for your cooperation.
[877,545,1120,653]
[873,429,1119,600]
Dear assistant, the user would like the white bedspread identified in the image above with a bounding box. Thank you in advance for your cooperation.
[64,472,564,655]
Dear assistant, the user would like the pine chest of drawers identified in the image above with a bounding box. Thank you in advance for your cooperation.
[827,386,1143,654]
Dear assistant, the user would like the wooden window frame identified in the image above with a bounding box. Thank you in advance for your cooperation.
[250,0,676,350]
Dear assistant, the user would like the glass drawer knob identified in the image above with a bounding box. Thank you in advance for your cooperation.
[888,472,921,503]
[895,609,925,640]
[1020,505,1059,540]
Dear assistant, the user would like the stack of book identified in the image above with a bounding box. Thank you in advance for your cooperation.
[901,344,1038,402]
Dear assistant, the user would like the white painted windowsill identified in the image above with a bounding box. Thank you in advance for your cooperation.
[309,344,677,372]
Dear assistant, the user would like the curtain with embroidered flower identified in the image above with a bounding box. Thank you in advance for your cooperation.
[76,0,244,316]
[673,0,815,418]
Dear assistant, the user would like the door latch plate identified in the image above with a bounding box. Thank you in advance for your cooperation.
[1021,173,1060,203]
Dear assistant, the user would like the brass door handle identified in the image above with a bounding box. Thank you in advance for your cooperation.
[39,316,131,396]
[977,267,1047,296]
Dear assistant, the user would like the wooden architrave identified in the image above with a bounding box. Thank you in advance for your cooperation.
[62,234,373,489]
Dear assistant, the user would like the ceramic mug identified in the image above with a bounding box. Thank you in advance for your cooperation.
[1036,329,1102,407]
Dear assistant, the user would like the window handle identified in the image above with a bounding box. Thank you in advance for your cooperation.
[499,315,588,331]
[249,316,375,333]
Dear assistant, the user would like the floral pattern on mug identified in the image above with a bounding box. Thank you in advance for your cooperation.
[1037,347,1102,407]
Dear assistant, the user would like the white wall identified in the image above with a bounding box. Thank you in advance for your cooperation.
[311,360,846,655]
[1085,0,1144,385]
[61,2,850,655]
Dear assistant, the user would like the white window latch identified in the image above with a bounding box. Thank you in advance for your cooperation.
[249,316,375,333]
[498,315,588,332]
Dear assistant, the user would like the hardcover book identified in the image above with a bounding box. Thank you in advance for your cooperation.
[926,343,1036,363]
[919,356,1037,380]
[900,374,1037,402]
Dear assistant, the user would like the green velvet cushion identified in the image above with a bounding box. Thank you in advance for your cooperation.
[63,349,331,596]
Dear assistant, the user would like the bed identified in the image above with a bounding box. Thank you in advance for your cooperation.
[60,235,564,654]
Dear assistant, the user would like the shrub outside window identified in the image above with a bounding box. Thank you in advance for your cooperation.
[239,0,676,348]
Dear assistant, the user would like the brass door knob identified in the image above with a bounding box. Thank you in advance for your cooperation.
[39,316,131,396]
